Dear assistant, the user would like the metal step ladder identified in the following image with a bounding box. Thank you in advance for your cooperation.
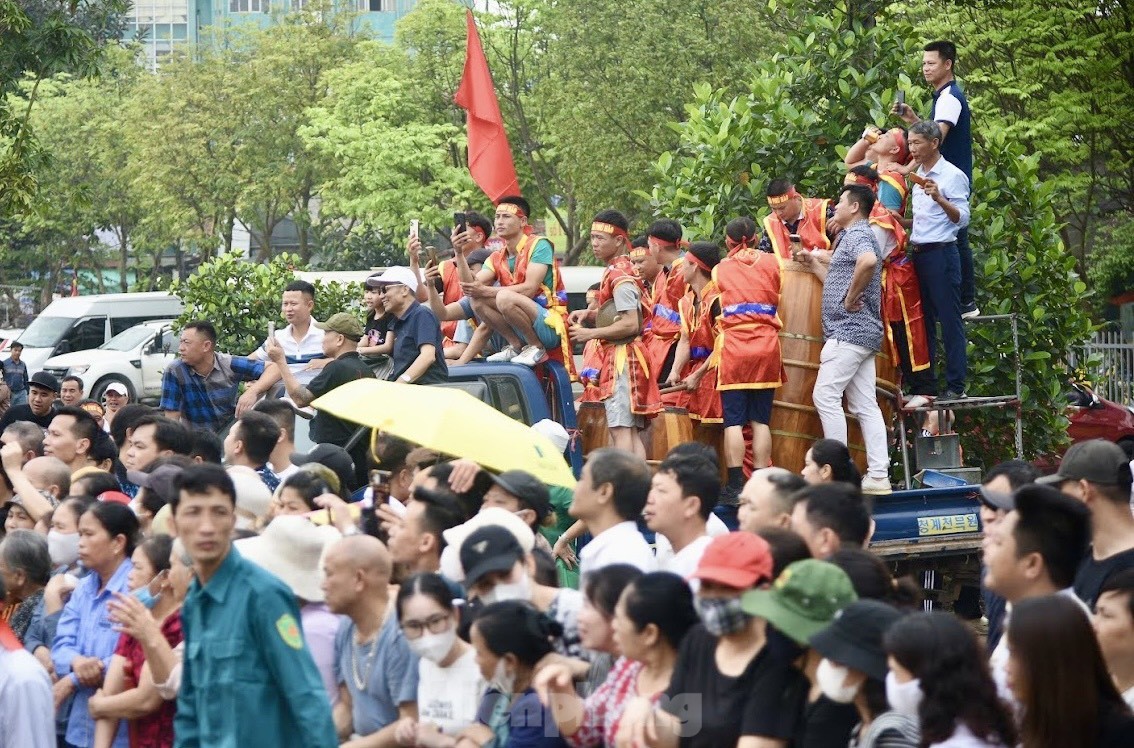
[895,313,1024,490]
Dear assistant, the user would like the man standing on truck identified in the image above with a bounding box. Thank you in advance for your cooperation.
[459,196,574,374]
[568,210,661,458]
[801,184,892,496]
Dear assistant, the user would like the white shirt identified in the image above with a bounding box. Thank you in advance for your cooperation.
[579,521,657,578]
[870,223,898,260]
[418,647,486,736]
[930,724,1002,748]
[653,514,728,572]
[258,323,326,385]
[658,534,713,580]
[0,646,55,748]
[273,463,300,484]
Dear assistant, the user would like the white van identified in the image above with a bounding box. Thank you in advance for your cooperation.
[15,292,183,374]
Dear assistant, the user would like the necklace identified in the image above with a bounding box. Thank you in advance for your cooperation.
[350,625,380,691]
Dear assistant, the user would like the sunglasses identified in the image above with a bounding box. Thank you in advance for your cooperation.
[376,284,405,296]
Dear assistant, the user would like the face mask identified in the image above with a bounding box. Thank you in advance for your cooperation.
[133,586,160,609]
[817,658,860,704]
[481,571,532,604]
[407,628,457,664]
[885,671,923,717]
[48,530,81,568]
[490,658,516,694]
[694,595,752,637]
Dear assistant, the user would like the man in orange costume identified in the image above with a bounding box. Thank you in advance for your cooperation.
[715,217,785,515]
[569,211,661,457]
[642,220,689,383]
[460,195,574,375]
[665,241,723,425]
[760,179,839,259]
[845,127,935,406]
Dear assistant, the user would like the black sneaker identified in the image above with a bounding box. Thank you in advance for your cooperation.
[941,389,967,400]
[718,485,742,507]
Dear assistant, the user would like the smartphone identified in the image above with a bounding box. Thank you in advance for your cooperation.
[789,233,802,243]
[454,212,467,234]
[370,469,392,503]
[267,321,276,339]
[895,90,905,109]
[426,245,440,267]
[410,219,420,240]
[909,172,928,187]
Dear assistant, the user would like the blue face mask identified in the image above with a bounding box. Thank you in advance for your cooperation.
[133,586,160,609]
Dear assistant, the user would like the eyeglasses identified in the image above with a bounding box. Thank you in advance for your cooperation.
[401,613,450,639]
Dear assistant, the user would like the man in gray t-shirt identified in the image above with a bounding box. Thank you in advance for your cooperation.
[799,185,891,495]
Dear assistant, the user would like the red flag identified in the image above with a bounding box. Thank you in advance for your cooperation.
[454,10,520,203]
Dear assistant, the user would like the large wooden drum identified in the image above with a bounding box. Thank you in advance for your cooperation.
[577,401,612,454]
[772,261,899,474]
[649,406,694,462]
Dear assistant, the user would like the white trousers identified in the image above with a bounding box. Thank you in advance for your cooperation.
[813,338,889,479]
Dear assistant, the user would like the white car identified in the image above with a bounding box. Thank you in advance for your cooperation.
[42,319,177,402]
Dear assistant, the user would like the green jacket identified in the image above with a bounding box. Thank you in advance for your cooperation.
[174,547,337,748]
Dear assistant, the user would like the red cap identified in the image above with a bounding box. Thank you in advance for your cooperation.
[690,533,774,589]
[97,491,132,506]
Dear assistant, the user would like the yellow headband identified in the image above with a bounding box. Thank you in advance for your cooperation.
[629,247,649,259]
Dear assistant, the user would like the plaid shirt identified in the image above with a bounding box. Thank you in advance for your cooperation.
[159,354,264,431]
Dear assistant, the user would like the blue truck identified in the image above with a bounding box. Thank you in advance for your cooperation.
[438,359,984,609]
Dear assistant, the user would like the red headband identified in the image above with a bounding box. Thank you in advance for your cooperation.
[647,237,690,252]
[592,221,629,239]
[686,252,713,274]
[496,202,527,219]
[766,187,800,207]
[725,236,753,253]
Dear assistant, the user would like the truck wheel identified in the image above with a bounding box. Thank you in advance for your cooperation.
[91,376,135,402]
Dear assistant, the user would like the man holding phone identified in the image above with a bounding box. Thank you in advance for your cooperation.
[893,40,976,318]
[760,178,839,259]
[457,195,576,375]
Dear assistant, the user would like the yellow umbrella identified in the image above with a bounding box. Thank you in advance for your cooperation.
[310,378,576,488]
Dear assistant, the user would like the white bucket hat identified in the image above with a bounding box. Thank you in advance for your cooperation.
[235,515,342,602]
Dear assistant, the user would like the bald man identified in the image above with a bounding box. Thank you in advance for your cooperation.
[737,467,808,533]
[322,536,419,747]
[0,444,68,523]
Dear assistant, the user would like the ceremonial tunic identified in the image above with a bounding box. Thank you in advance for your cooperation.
[175,547,337,748]
[437,260,464,346]
[871,198,930,373]
[674,287,722,423]
[763,198,832,259]
[644,258,688,374]
[712,249,785,390]
[580,256,661,418]
[488,234,577,379]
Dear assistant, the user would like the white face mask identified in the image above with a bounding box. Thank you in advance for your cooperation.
[406,628,457,664]
[481,570,532,604]
[490,658,516,694]
[816,658,860,704]
[48,530,81,567]
[885,671,923,717]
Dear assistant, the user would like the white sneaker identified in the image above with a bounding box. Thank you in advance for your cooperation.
[903,394,932,410]
[513,345,548,367]
[861,476,893,495]
[961,306,981,319]
[487,346,521,363]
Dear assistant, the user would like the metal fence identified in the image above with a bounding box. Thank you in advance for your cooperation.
[1072,328,1134,405]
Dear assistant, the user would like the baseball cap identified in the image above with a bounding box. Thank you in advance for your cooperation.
[104,382,129,396]
[531,419,570,454]
[29,371,59,393]
[741,559,858,644]
[490,470,551,524]
[467,248,493,268]
[689,532,774,590]
[97,491,132,506]
[460,525,525,587]
[370,266,419,294]
[1037,439,1129,486]
[126,464,184,507]
[809,599,904,681]
[291,443,356,494]
[316,313,364,342]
